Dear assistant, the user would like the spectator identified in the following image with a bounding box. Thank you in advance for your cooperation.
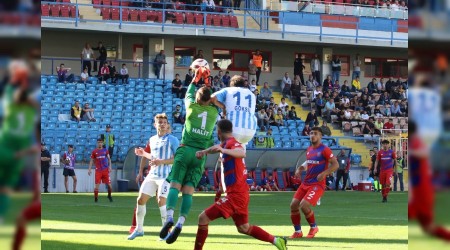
[322,75,333,92]
[56,64,74,83]
[368,78,377,94]
[100,125,115,157]
[254,126,268,148]
[62,145,78,193]
[71,101,82,122]
[374,118,384,133]
[92,41,107,74]
[172,74,183,98]
[266,127,275,148]
[274,109,284,127]
[394,153,405,192]
[222,71,231,86]
[252,49,263,84]
[119,63,129,84]
[248,59,257,84]
[343,108,352,121]
[361,110,370,120]
[206,0,215,11]
[333,80,340,92]
[302,123,311,136]
[326,174,335,191]
[215,71,224,85]
[222,0,232,11]
[194,49,204,60]
[154,50,166,79]
[108,64,117,84]
[183,68,193,87]
[266,108,275,125]
[246,173,260,191]
[98,62,110,84]
[281,72,292,97]
[40,142,51,193]
[391,86,403,100]
[294,54,305,85]
[249,79,257,93]
[173,105,185,124]
[291,79,303,104]
[81,103,96,122]
[341,95,350,109]
[331,55,341,84]
[385,76,396,94]
[279,97,288,110]
[81,43,94,76]
[335,150,350,191]
[310,53,321,84]
[382,104,392,117]
[282,106,289,118]
[362,117,375,136]
[321,121,332,136]
[290,171,301,191]
[257,109,269,127]
[399,0,407,10]
[351,76,361,92]
[340,80,352,97]
[353,110,361,121]
[352,53,361,80]
[383,118,394,133]
[197,172,210,191]
[391,0,399,10]
[390,101,403,116]
[377,78,385,92]
[323,98,339,123]
[288,106,300,120]
[315,93,325,117]
[378,91,391,105]
[212,61,220,70]
[262,174,280,191]
[260,82,272,102]
[80,68,89,84]
[305,74,318,91]
[399,100,408,115]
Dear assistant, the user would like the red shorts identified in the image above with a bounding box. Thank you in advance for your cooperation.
[293,184,324,206]
[205,193,249,226]
[22,201,41,221]
[380,170,393,186]
[95,169,111,184]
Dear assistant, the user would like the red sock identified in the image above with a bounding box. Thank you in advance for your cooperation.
[290,210,301,230]
[107,186,112,197]
[381,188,386,198]
[194,224,209,250]
[305,210,316,227]
[12,224,26,250]
[94,189,99,199]
[432,226,450,241]
[131,207,137,227]
[385,187,390,197]
[247,225,275,243]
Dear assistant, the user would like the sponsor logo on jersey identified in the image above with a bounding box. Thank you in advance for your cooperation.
[307,160,320,164]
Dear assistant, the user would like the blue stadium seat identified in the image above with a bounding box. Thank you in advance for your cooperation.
[276,170,286,189]
[283,141,292,148]
[124,99,134,105]
[274,141,282,148]
[154,92,163,98]
[293,141,301,148]
[301,141,310,148]
[124,105,133,112]
[114,105,123,111]
[122,124,131,131]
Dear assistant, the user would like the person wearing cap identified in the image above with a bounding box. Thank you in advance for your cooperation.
[101,125,115,157]
[62,145,77,193]
[254,126,268,148]
[41,142,51,193]
[374,139,397,203]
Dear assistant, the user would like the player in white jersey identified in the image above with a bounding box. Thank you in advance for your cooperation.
[211,75,258,146]
[128,113,180,240]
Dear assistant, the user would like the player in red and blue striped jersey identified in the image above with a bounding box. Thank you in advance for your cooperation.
[88,139,113,203]
[289,127,338,239]
[374,139,397,203]
[194,119,287,250]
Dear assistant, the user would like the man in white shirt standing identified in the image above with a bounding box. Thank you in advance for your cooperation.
[310,54,321,85]
[81,43,94,76]
[352,54,361,81]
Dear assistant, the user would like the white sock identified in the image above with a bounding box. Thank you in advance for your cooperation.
[176,216,186,226]
[136,205,146,232]
[167,209,174,220]
[159,205,167,226]
[273,237,277,245]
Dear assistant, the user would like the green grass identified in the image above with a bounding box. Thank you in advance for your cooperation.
[42,191,408,250]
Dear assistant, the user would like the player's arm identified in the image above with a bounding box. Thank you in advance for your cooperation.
[374,152,381,174]
[88,159,93,176]
[295,161,307,177]
[107,154,112,172]
[184,80,197,107]
[392,152,398,176]
[318,157,339,181]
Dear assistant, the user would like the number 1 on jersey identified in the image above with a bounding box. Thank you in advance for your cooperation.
[233,92,252,107]
[198,111,207,129]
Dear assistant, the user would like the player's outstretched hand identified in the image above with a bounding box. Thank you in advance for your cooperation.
[210,145,223,153]
[317,173,325,181]
[150,158,162,166]
[88,169,92,176]
[294,168,301,178]
[136,173,142,184]
[135,147,145,156]
[196,150,206,159]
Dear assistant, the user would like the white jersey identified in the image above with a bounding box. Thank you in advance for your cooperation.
[144,133,179,180]
[213,87,257,144]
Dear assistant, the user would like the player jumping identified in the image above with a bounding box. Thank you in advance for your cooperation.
[88,139,113,202]
[194,119,287,250]
[374,139,397,203]
[127,113,179,240]
[159,59,224,244]
[289,127,338,239]
[408,121,450,241]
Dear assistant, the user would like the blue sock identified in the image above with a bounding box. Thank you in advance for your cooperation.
[310,223,317,228]
[294,225,301,231]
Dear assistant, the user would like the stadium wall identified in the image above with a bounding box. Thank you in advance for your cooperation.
[42,29,407,87]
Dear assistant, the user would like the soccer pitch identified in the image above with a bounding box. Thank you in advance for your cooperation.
[42,191,408,250]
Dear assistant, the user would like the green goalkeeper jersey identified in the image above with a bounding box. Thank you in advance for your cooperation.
[181,83,218,150]
[0,85,36,151]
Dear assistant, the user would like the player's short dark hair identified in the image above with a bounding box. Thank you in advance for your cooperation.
[381,139,390,144]
[311,127,323,135]
[217,119,233,133]
[197,86,211,103]
[68,145,73,148]
[97,138,103,142]
[230,75,245,87]
[409,121,417,134]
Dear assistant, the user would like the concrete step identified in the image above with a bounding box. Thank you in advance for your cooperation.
[234,10,260,30]
[77,0,103,21]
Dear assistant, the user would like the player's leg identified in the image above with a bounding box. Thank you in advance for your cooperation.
[64,170,69,193]
[290,185,306,238]
[128,179,154,240]
[94,183,100,202]
[12,201,41,250]
[103,170,113,201]
[236,223,286,250]
[156,180,170,226]
[380,172,387,202]
[72,174,78,193]
[194,205,221,250]
[300,186,324,238]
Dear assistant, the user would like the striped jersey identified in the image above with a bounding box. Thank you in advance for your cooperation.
[220,137,248,194]
[63,151,76,170]
[213,87,258,134]
[303,144,334,187]
[144,133,179,180]
[91,148,110,171]
[377,149,396,171]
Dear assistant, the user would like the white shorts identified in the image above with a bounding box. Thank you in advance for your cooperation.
[233,129,256,145]
[139,177,170,198]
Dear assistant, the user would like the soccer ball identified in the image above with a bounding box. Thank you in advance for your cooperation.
[190,58,210,70]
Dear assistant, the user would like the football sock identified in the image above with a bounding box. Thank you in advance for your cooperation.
[180,193,193,218]
[385,187,390,197]
[94,189,98,199]
[305,210,316,228]
[107,186,112,197]
[12,223,25,250]
[131,207,137,227]
[167,209,174,220]
[166,188,180,211]
[432,226,450,241]
[177,216,186,226]
[247,225,275,243]
[159,205,167,226]
[290,210,301,232]
[194,224,209,250]
[0,194,10,218]
[136,205,146,232]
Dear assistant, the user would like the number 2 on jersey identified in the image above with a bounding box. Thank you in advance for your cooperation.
[198,111,208,129]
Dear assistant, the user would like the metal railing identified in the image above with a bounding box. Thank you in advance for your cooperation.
[41,1,408,45]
